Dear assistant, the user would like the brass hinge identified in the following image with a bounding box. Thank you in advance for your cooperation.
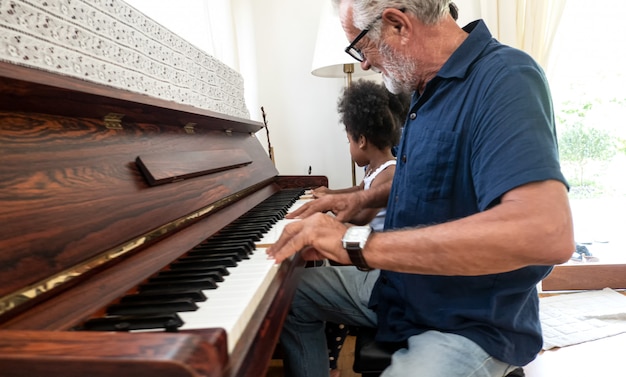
[184,123,196,134]
[104,113,125,129]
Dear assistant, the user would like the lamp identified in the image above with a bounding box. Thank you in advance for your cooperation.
[311,1,376,186]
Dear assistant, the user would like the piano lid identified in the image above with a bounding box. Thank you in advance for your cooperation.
[0,61,278,320]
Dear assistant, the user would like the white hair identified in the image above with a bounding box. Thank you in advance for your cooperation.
[333,0,452,40]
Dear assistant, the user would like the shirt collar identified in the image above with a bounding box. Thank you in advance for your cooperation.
[437,19,494,79]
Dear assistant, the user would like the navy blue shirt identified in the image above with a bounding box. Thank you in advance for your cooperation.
[371,20,567,366]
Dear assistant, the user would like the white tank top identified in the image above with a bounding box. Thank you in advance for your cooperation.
[362,159,396,231]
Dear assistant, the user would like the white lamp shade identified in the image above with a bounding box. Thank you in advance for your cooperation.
[311,2,376,78]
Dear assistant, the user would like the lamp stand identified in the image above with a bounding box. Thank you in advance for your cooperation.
[343,63,357,186]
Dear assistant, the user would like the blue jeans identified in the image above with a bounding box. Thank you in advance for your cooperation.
[279,266,519,377]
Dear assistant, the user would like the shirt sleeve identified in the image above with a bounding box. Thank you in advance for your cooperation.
[470,60,567,210]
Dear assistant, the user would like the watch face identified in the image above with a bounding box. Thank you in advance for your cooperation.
[342,226,373,270]
[347,227,371,241]
[343,226,372,246]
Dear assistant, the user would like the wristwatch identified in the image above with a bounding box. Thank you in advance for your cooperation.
[342,225,373,271]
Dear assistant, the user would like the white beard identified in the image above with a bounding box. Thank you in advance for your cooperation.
[382,73,404,94]
[379,42,417,95]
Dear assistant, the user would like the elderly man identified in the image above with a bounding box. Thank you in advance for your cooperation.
[267,1,574,376]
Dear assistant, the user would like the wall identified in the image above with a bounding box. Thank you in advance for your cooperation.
[240,0,359,188]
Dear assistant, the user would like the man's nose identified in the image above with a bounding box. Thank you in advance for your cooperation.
[361,59,380,73]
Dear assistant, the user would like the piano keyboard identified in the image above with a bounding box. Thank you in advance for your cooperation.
[80,188,312,353]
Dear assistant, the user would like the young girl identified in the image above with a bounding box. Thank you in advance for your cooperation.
[314,80,410,377]
[312,80,409,232]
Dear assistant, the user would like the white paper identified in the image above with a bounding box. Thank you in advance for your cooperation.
[539,288,626,349]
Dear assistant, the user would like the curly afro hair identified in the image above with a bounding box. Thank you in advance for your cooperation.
[337,80,410,150]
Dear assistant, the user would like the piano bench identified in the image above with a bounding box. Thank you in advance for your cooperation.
[352,327,525,377]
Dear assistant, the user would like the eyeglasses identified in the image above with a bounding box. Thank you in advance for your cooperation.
[344,16,382,62]
[344,9,405,62]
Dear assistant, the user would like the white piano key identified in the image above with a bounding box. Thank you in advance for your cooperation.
[255,197,310,246]
[256,218,299,247]
[289,196,312,213]
[178,247,279,353]
[177,195,312,353]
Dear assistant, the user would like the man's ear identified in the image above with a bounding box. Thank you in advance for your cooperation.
[381,8,412,39]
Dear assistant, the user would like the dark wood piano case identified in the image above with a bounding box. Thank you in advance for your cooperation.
[0,61,327,377]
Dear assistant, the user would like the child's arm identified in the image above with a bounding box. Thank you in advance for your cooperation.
[345,165,395,225]
[312,183,364,198]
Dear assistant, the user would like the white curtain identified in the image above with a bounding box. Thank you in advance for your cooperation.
[479,0,567,68]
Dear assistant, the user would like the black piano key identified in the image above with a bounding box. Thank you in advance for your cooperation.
[199,239,256,252]
[121,289,207,303]
[238,213,273,220]
[208,232,262,242]
[188,244,250,259]
[107,298,198,315]
[172,257,237,268]
[182,252,244,262]
[224,220,272,231]
[149,271,224,283]
[169,259,235,271]
[217,225,264,233]
[136,285,212,296]
[81,314,184,332]
[158,265,230,276]
[217,226,265,235]
[233,212,279,219]
[231,218,277,229]
[245,210,283,219]
[186,252,248,262]
[139,277,218,291]
[222,220,272,230]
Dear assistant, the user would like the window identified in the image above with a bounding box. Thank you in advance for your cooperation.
[542,0,626,290]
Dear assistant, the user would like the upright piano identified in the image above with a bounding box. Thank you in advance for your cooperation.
[0,60,326,377]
